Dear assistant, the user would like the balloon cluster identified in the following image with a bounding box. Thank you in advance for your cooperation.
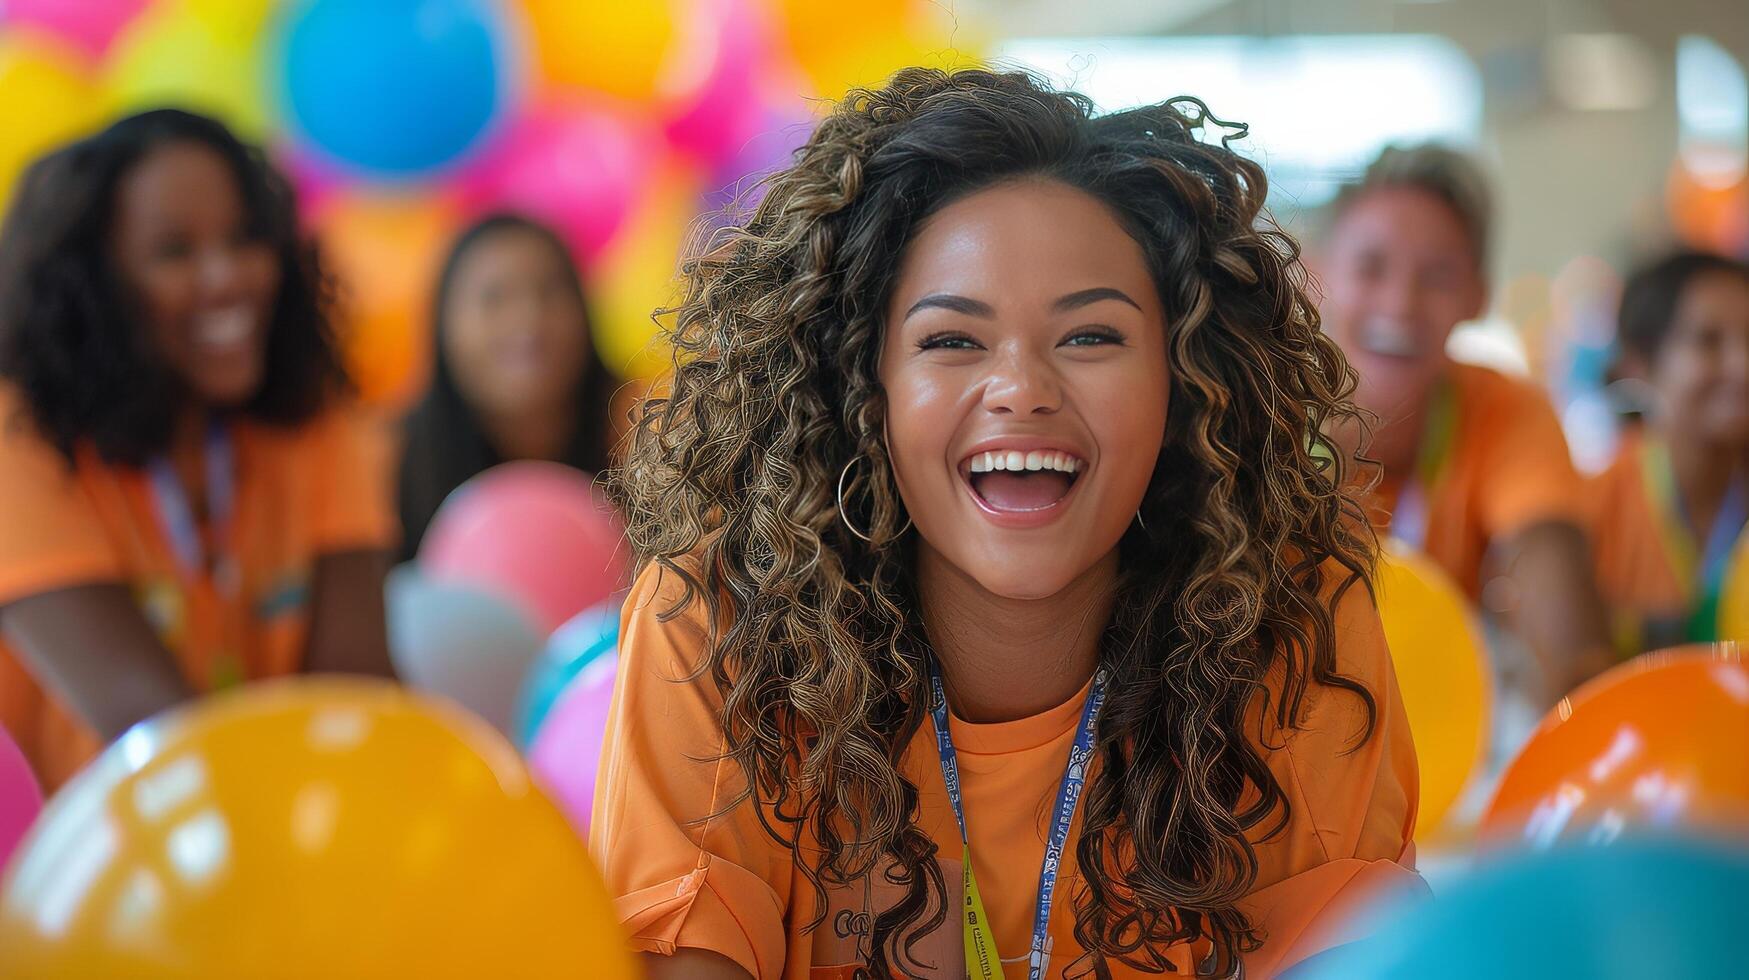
[0,0,984,402]
[386,462,627,835]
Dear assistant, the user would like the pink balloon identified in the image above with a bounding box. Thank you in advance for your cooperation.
[455,104,653,263]
[2,0,147,58]
[0,726,43,871]
[664,0,772,168]
[418,462,628,635]
[527,653,617,838]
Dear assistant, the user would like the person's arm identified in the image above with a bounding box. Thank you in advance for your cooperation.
[0,585,192,739]
[303,549,395,677]
[1494,519,1614,701]
[641,950,753,980]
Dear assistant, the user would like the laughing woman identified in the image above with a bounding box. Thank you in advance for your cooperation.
[596,69,1420,979]
[0,110,395,789]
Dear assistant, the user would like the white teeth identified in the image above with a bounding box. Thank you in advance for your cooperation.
[196,308,253,348]
[966,450,1085,475]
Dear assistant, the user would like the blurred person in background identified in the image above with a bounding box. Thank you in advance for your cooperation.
[396,213,617,559]
[0,109,395,789]
[1588,251,1749,655]
[1314,144,1613,703]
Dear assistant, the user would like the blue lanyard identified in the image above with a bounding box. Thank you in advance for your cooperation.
[147,424,238,595]
[928,659,1108,980]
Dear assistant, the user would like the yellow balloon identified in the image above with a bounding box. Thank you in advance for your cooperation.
[1718,534,1749,642]
[183,0,281,43]
[776,0,985,100]
[0,34,102,216]
[588,164,699,380]
[1376,542,1492,841]
[518,0,677,102]
[0,678,638,979]
[104,5,270,140]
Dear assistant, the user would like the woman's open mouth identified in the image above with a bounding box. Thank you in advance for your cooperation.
[961,447,1086,526]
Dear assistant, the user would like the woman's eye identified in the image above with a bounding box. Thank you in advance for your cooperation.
[1062,328,1123,347]
[917,331,981,351]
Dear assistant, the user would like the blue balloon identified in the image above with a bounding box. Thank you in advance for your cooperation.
[1286,839,1749,980]
[512,597,622,749]
[279,0,503,176]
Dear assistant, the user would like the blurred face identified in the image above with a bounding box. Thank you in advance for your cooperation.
[879,179,1170,601]
[1648,271,1749,447]
[441,228,593,420]
[110,141,280,408]
[1318,187,1486,422]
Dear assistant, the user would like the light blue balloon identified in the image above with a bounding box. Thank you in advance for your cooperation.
[384,564,543,735]
[1286,838,1749,980]
[512,598,622,750]
[279,0,503,177]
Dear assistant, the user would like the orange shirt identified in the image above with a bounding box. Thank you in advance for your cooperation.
[592,562,1422,979]
[1587,432,1748,655]
[1372,362,1585,599]
[0,384,396,788]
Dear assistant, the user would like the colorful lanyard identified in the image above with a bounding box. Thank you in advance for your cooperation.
[147,425,245,686]
[1389,380,1457,551]
[928,660,1108,980]
[1640,440,1748,643]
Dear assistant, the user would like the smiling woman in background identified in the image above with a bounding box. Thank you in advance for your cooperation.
[1589,251,1749,654]
[1314,144,1613,703]
[0,109,396,789]
[395,213,617,560]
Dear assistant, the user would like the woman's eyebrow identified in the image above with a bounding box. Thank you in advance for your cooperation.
[1054,287,1142,313]
[904,288,1141,321]
[904,293,996,321]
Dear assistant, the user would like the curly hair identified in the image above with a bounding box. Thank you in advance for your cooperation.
[0,108,348,466]
[610,68,1376,978]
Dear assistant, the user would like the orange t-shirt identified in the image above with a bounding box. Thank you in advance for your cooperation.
[0,385,396,788]
[592,562,1423,979]
[1371,362,1585,599]
[1586,432,1748,655]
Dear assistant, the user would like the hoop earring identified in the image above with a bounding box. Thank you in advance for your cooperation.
[1134,508,1148,532]
[837,456,912,544]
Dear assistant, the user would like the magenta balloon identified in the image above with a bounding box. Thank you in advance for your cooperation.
[2,0,147,58]
[456,105,652,263]
[0,726,43,872]
[663,0,770,167]
[419,462,628,634]
[527,654,618,838]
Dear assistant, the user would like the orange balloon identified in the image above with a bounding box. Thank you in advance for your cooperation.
[1482,645,1749,849]
[0,678,638,979]
[312,191,459,407]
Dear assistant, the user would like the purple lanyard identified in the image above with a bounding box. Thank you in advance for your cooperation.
[147,425,238,596]
[928,659,1108,980]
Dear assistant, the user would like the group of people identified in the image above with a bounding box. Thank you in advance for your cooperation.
[1320,144,1749,704]
[0,67,1742,978]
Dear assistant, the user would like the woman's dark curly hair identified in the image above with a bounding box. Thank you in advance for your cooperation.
[0,108,348,466]
[611,68,1376,977]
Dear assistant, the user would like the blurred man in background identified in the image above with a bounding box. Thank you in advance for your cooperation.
[1315,144,1614,704]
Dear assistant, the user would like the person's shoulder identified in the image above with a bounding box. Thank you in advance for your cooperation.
[1252,557,1388,746]
[622,550,728,655]
[1449,360,1557,419]
[0,380,77,476]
